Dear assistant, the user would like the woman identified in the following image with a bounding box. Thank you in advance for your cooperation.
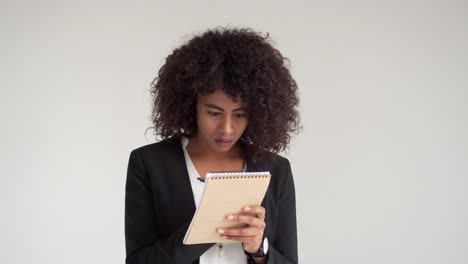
[125,27,301,264]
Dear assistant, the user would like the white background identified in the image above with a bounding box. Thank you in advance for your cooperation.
[1,0,467,263]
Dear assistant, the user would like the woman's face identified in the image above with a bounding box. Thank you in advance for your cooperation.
[194,89,248,154]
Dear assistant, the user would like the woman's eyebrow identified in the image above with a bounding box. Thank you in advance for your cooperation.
[204,104,223,111]
[203,104,245,112]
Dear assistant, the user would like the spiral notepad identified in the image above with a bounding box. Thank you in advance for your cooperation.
[183,171,271,245]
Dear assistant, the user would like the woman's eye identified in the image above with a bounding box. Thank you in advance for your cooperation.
[207,111,221,116]
[235,113,247,118]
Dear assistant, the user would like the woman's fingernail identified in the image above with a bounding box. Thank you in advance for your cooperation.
[227,215,234,220]
[244,206,251,211]
[218,229,224,234]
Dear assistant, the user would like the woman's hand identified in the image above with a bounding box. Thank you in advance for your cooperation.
[217,205,266,253]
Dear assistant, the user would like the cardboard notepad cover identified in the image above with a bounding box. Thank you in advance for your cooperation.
[183,172,271,245]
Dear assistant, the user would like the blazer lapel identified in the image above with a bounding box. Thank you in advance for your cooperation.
[164,138,197,225]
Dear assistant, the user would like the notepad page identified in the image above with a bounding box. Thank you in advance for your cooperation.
[183,172,271,245]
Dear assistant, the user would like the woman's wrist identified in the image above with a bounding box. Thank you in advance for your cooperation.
[244,236,268,263]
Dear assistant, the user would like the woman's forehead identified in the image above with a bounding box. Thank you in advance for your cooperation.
[198,89,244,108]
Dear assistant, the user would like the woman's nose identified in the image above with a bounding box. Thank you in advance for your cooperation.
[218,115,234,135]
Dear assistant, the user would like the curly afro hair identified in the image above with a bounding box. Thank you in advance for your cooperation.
[149,27,301,162]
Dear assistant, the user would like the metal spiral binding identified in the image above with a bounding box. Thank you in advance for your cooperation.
[206,171,270,180]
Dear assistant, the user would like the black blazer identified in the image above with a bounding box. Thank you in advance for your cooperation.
[125,137,298,263]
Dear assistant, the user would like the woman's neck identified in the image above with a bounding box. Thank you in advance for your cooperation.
[186,135,245,161]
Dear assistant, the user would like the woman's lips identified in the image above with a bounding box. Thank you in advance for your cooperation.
[215,138,232,144]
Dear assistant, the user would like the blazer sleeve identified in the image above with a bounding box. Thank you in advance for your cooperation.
[124,149,213,264]
[266,158,298,264]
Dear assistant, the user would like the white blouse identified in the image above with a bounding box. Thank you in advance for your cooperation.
[181,137,247,264]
